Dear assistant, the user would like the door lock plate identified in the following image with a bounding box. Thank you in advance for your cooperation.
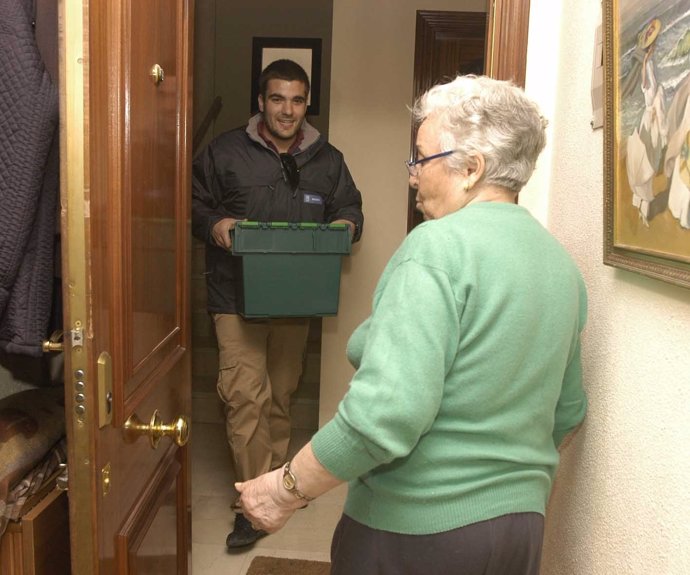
[97,352,113,428]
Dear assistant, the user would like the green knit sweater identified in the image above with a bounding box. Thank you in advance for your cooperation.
[311,202,587,535]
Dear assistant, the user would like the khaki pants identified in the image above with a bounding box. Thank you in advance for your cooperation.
[213,314,310,485]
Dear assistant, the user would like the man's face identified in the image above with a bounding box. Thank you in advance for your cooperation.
[258,79,308,150]
[410,116,466,220]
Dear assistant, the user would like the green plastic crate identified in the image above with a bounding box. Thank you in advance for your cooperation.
[231,222,351,318]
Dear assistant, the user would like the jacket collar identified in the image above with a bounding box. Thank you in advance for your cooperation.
[246,113,321,155]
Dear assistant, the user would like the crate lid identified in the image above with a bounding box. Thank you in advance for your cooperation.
[232,221,351,255]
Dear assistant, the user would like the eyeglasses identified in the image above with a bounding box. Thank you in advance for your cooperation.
[405,150,458,176]
[280,153,300,191]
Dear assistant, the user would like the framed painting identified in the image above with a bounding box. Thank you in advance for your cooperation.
[250,37,322,116]
[603,0,690,288]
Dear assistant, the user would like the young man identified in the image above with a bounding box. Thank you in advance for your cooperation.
[191,59,363,549]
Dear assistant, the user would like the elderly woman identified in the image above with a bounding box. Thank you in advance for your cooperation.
[236,75,587,575]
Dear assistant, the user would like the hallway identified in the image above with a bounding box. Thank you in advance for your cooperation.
[191,422,346,574]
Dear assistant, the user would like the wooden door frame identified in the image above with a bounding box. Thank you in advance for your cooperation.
[485,0,531,87]
[60,1,94,570]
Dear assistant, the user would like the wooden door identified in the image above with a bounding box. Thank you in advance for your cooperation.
[407,10,488,232]
[59,0,193,573]
[406,1,532,232]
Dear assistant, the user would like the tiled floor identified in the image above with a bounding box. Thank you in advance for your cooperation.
[191,422,346,575]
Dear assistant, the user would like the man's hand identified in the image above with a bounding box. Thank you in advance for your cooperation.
[331,219,355,238]
[211,218,242,251]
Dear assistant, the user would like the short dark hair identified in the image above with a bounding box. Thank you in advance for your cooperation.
[258,59,310,99]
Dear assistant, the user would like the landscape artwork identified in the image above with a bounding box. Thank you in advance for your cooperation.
[604,0,690,287]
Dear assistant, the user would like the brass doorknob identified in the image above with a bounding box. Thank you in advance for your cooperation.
[150,63,165,85]
[124,410,190,449]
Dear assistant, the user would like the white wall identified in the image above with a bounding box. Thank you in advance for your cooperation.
[527,1,690,573]
[322,0,486,419]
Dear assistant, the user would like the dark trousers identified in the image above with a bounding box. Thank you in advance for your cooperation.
[330,512,544,575]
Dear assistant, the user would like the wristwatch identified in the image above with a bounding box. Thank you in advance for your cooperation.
[282,460,314,501]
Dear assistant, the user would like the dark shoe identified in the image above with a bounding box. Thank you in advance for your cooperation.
[226,513,267,549]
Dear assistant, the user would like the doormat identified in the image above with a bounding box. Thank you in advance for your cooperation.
[246,555,330,575]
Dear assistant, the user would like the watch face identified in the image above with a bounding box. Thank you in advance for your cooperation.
[283,473,296,490]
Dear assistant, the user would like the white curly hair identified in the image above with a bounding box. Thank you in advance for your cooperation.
[411,75,548,193]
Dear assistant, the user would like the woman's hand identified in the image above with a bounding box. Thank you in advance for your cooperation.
[236,443,343,533]
[235,468,305,533]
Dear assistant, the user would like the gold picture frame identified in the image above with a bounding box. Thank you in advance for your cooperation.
[603,0,690,288]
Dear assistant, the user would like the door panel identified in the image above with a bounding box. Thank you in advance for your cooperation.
[116,447,182,574]
[129,0,180,375]
[59,0,193,572]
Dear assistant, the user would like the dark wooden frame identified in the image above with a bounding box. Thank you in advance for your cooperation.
[407,10,488,232]
[602,0,690,289]
[412,10,487,101]
[407,0,530,232]
[250,37,322,116]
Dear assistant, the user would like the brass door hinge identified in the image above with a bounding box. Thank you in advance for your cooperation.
[42,330,64,353]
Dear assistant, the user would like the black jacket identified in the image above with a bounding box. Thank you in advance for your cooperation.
[192,116,364,313]
[0,0,60,356]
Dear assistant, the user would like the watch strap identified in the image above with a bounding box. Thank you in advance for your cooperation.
[282,460,314,501]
